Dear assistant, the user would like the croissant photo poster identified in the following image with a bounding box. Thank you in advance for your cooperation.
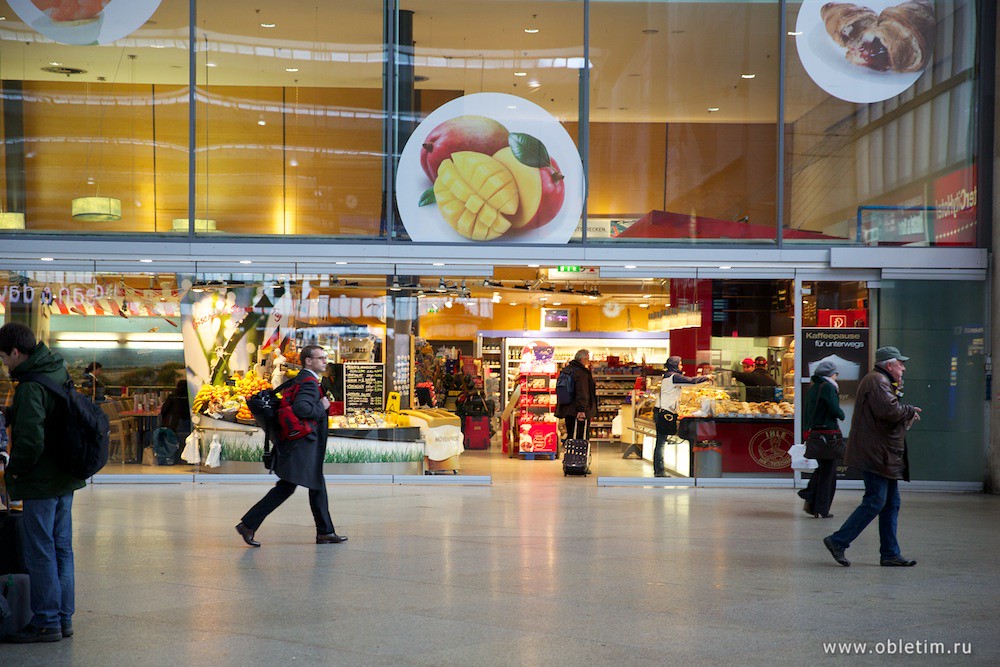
[395,93,585,244]
[795,0,936,103]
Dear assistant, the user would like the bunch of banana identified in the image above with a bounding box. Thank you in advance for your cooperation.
[192,384,234,413]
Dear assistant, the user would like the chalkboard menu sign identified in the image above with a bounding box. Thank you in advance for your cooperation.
[343,363,385,411]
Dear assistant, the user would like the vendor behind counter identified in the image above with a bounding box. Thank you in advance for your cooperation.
[733,357,779,403]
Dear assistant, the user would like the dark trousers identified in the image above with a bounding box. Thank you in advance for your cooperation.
[241,480,335,535]
[563,417,588,442]
[653,409,678,476]
[800,458,838,516]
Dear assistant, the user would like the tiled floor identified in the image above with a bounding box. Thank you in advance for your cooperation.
[4,476,999,665]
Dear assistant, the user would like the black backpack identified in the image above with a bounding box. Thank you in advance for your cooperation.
[246,377,296,470]
[555,367,576,405]
[21,373,111,480]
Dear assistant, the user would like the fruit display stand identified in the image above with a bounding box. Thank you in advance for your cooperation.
[517,372,559,460]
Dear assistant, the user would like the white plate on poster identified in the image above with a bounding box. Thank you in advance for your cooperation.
[10,0,162,46]
[795,0,929,104]
[395,92,584,244]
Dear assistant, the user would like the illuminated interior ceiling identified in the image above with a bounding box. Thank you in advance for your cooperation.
[0,0,824,123]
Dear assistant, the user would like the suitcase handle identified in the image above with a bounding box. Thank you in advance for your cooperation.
[574,418,588,441]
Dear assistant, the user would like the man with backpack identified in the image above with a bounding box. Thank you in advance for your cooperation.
[235,345,347,547]
[555,349,598,441]
[0,322,84,643]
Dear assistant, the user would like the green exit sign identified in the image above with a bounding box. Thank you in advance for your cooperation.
[557,265,581,273]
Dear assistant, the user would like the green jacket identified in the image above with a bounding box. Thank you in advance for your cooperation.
[5,342,86,500]
[803,375,845,431]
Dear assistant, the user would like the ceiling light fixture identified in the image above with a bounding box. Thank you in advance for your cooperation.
[240,260,252,265]
[335,261,347,265]
[206,62,217,68]
[436,278,448,293]
[260,22,275,28]
[432,262,445,266]
[40,257,54,262]
[72,196,122,221]
[707,107,720,112]
[524,28,539,34]
[171,218,217,233]
[528,80,541,88]
[741,74,756,79]
[444,297,454,308]
[285,67,299,72]
[389,276,402,292]
[514,71,527,77]
[624,265,637,269]
[788,31,803,36]
[139,259,153,263]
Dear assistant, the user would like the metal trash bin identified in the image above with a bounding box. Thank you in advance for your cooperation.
[693,443,722,478]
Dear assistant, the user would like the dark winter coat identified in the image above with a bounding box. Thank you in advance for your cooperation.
[733,368,778,402]
[6,343,87,500]
[273,372,327,490]
[554,359,598,419]
[844,366,917,481]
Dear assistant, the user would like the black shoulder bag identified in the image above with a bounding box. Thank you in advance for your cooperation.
[803,384,844,460]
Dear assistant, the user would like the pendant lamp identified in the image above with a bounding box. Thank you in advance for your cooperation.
[72,196,122,222]
[171,218,217,232]
[0,211,26,229]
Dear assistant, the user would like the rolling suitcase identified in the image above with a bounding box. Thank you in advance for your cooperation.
[463,415,491,450]
[563,419,591,476]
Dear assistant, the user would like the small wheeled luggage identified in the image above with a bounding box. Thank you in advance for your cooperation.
[463,415,491,450]
[0,574,31,639]
[563,419,591,476]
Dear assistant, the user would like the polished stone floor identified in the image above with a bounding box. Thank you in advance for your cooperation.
[3,478,999,666]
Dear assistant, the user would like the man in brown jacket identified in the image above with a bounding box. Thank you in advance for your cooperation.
[823,346,921,567]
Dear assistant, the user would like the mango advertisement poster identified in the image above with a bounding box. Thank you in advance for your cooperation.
[396,93,585,244]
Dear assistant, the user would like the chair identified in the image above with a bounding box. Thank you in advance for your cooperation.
[101,403,129,462]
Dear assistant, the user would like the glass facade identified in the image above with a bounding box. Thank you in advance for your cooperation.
[0,0,984,245]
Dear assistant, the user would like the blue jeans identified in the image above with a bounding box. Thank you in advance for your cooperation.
[21,493,76,628]
[828,471,901,558]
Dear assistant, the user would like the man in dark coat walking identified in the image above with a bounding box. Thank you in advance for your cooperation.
[823,346,921,567]
[236,345,346,547]
[555,349,598,441]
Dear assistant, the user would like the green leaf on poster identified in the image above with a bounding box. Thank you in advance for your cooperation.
[509,132,551,168]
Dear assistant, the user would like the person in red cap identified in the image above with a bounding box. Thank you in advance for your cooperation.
[733,357,777,402]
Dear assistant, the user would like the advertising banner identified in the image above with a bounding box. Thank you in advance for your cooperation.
[794,0,936,104]
[10,0,162,45]
[396,92,584,244]
[933,165,978,246]
[801,327,870,479]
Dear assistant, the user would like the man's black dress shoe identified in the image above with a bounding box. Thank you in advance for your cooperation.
[823,536,850,566]
[880,555,917,567]
[2,624,62,643]
[235,523,260,547]
[316,533,348,544]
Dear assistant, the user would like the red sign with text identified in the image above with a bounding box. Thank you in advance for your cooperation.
[934,165,977,246]
[818,309,868,328]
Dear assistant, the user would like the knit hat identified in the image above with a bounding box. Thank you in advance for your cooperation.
[664,356,682,372]
[875,346,909,363]
[813,360,837,377]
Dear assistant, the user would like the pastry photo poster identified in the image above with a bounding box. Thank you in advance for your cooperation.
[795,0,937,104]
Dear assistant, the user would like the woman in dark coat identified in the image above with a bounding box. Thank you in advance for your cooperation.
[798,360,845,518]
[159,380,192,464]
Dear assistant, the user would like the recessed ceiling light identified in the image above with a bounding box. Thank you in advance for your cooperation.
[49,61,63,67]
[741,74,756,79]
[206,62,217,68]
[335,261,347,265]
[624,265,637,269]
[514,71,527,77]
[240,260,252,265]
[40,257,54,262]
[257,119,266,126]
[707,107,720,112]
[719,265,732,270]
[787,31,803,36]
[506,105,517,109]
[432,262,445,266]
[642,29,659,35]
[639,303,650,308]
[528,264,539,268]
[285,67,299,72]
[524,28,539,34]
[509,301,518,306]
[260,22,275,28]
[642,294,651,298]
[150,44,166,49]
[139,259,153,263]
[528,80,541,88]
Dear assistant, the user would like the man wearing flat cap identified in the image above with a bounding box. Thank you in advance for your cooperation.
[823,346,922,567]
